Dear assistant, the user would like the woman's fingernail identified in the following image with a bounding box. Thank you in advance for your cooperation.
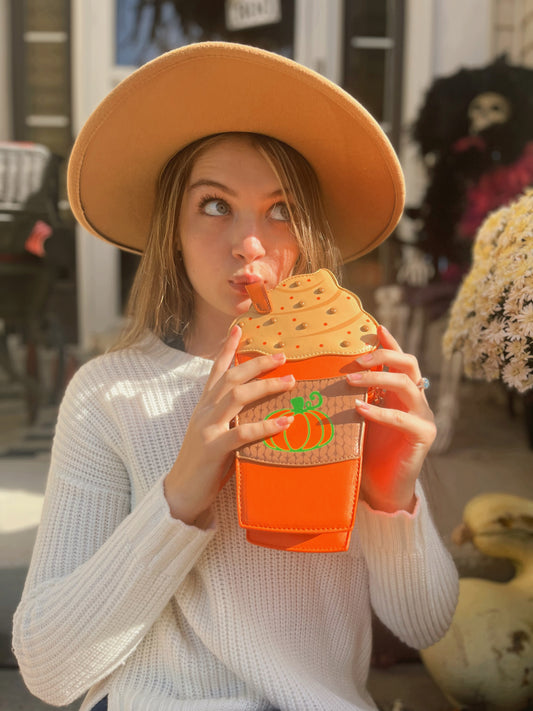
[356,353,373,363]
[276,415,294,428]
[355,398,370,411]
[272,352,286,362]
[347,372,363,382]
[280,374,295,384]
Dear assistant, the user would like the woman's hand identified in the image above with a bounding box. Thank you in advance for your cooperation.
[164,325,295,525]
[346,325,436,514]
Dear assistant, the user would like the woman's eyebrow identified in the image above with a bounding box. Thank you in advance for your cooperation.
[188,179,290,199]
[188,179,236,195]
[269,188,289,198]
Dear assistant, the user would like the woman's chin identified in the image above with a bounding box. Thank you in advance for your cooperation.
[233,298,253,315]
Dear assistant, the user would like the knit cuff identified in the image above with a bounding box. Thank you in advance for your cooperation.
[355,483,424,553]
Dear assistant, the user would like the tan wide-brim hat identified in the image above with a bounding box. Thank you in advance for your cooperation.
[68,41,404,263]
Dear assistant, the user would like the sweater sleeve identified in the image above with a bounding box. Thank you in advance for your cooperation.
[355,481,459,650]
[12,362,215,707]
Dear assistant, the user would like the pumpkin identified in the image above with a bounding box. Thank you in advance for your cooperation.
[264,391,334,452]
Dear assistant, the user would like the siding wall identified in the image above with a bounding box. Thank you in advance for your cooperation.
[493,0,533,65]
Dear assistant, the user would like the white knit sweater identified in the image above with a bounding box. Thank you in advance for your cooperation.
[13,337,458,711]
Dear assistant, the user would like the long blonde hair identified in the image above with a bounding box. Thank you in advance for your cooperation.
[114,132,340,350]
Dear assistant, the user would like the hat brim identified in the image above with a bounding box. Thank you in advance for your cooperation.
[67,42,404,263]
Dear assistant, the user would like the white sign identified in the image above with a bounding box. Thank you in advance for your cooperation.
[225,0,282,31]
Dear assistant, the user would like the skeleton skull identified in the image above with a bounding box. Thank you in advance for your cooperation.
[468,92,511,134]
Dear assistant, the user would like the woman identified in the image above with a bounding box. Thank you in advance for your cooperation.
[13,43,458,711]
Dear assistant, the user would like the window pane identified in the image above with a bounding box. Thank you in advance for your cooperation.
[342,0,404,284]
[343,0,404,136]
[344,48,386,121]
[25,42,70,116]
[24,0,69,32]
[115,0,295,66]
[345,0,388,37]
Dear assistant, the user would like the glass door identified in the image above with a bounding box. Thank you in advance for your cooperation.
[342,0,405,290]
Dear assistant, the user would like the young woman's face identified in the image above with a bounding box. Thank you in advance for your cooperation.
[179,135,300,329]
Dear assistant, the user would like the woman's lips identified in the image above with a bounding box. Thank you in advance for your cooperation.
[230,282,253,296]
[229,275,264,295]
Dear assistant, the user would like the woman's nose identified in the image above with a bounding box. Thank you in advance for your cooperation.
[232,227,266,262]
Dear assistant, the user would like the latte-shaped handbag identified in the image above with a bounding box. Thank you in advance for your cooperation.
[232,269,379,552]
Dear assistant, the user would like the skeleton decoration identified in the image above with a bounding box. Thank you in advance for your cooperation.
[467,92,511,135]
[405,55,533,279]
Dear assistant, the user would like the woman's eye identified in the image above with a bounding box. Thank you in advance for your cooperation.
[270,202,291,222]
[202,198,230,216]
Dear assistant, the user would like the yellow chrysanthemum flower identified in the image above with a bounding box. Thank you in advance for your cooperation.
[443,190,533,393]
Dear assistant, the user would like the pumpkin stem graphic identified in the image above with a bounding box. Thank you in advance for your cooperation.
[290,396,306,414]
[290,391,322,414]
